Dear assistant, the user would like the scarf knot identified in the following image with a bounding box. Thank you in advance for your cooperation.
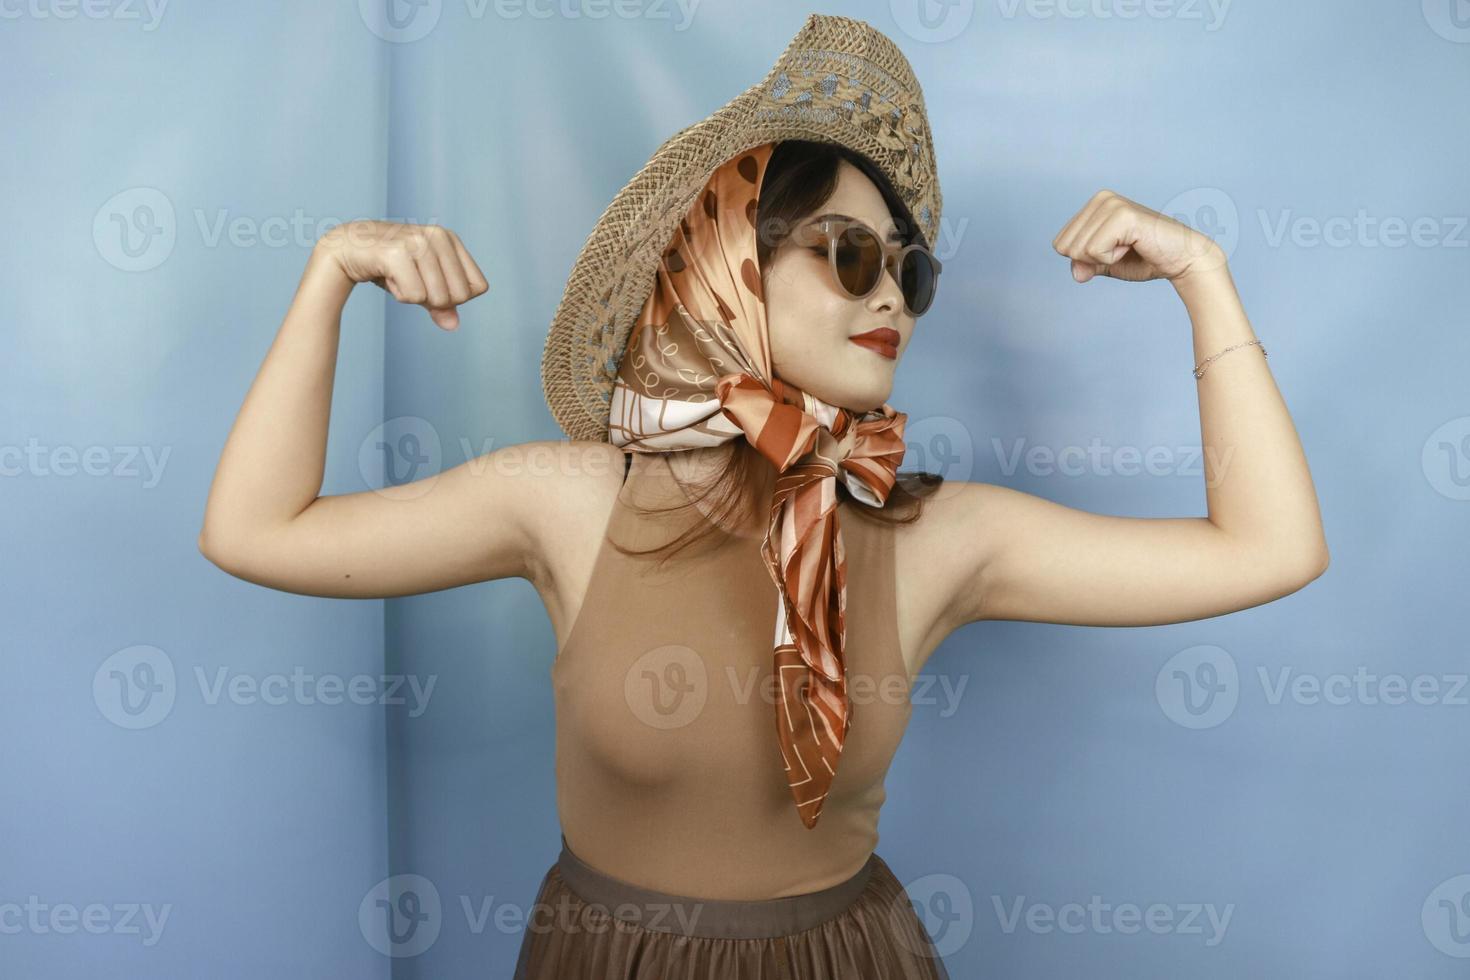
[715,372,905,497]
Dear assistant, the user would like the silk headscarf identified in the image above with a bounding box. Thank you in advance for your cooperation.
[606,141,909,830]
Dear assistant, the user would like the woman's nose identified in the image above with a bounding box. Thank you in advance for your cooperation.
[867,262,904,313]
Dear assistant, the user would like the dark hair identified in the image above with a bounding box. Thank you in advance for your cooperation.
[755,139,929,267]
[613,140,944,568]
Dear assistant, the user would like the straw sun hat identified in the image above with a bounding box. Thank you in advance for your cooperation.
[539,12,944,443]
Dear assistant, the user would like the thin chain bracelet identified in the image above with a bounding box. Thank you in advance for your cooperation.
[1193,340,1266,379]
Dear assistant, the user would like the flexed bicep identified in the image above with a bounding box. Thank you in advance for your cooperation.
[915,481,1328,633]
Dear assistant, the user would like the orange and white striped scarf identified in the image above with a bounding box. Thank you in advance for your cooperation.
[606,141,908,830]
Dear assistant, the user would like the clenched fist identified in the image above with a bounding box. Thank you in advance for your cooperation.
[317,220,489,330]
[1051,190,1227,285]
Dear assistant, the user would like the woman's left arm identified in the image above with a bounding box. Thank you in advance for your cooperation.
[916,191,1329,633]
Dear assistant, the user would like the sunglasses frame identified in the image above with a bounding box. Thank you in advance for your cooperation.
[802,216,944,318]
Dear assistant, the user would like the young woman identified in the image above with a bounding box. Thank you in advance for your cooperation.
[198,15,1327,980]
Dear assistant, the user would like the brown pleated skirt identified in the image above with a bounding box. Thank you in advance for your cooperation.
[512,835,951,979]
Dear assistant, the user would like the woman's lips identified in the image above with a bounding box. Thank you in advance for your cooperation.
[850,337,897,359]
[850,329,898,360]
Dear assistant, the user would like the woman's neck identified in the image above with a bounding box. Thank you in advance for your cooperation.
[630,443,775,540]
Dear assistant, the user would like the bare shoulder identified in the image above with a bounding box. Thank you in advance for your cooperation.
[893,478,1013,560]
[508,439,627,583]
[889,479,1011,673]
[506,439,628,642]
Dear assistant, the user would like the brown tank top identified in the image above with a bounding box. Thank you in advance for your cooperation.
[551,449,913,900]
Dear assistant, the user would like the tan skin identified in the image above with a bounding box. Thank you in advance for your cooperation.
[199,167,1329,686]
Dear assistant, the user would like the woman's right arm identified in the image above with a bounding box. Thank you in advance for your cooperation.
[197,222,598,599]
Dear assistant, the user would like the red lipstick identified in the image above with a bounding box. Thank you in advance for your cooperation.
[849,327,899,360]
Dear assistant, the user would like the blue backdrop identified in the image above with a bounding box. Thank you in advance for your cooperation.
[4,1,1468,977]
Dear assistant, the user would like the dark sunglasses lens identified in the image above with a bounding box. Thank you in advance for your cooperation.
[901,250,938,316]
[832,225,884,297]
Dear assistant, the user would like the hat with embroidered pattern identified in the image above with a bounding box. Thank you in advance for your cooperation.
[540,12,943,443]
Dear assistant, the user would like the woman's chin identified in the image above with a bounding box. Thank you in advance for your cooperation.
[827,376,895,415]
[783,349,895,412]
[839,352,897,408]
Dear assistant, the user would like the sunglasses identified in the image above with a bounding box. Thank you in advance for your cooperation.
[796,215,943,318]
